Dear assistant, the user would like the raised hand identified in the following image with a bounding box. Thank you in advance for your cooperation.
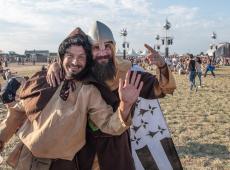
[118,71,143,107]
[144,43,166,68]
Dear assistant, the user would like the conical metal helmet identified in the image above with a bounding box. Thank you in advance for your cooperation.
[88,21,115,45]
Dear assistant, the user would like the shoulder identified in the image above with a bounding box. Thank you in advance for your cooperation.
[21,70,47,88]
[19,70,53,99]
[80,84,105,104]
[30,70,47,80]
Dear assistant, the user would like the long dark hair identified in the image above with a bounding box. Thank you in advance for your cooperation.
[58,34,93,80]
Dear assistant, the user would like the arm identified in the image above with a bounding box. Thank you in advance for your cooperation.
[0,101,26,152]
[88,71,143,135]
[154,64,176,96]
[144,44,176,97]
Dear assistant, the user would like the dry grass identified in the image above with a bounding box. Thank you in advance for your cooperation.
[159,66,230,170]
[0,63,229,169]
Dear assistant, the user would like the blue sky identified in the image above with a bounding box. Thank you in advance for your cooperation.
[0,0,230,55]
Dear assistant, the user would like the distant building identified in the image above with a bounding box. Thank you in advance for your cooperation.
[8,51,24,62]
[46,52,58,63]
[49,52,58,59]
[215,42,230,58]
[0,53,9,59]
[25,50,49,62]
[206,42,230,59]
[0,52,18,62]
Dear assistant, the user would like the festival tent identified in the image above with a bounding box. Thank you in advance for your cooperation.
[136,50,143,56]
[140,50,148,56]
[128,48,139,57]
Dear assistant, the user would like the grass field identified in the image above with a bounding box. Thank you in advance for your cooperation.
[0,63,229,169]
[160,66,230,170]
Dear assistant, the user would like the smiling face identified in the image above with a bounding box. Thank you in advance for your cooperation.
[92,42,113,64]
[91,41,116,82]
[62,45,87,78]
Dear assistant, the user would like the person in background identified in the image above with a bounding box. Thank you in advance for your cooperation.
[204,57,215,78]
[195,56,202,87]
[0,75,29,107]
[187,54,197,91]
[176,58,186,75]
[172,56,178,72]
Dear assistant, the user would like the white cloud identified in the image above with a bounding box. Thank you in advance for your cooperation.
[160,5,198,19]
[0,1,229,54]
[0,0,154,53]
[157,5,199,28]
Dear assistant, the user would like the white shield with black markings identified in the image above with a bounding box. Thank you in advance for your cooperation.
[130,97,182,170]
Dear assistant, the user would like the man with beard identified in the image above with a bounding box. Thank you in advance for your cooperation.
[0,33,143,170]
[47,21,182,170]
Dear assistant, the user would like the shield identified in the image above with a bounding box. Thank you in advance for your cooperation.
[130,97,183,170]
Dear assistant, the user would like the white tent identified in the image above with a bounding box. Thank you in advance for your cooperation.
[140,50,148,56]
[136,50,142,55]
[128,48,138,57]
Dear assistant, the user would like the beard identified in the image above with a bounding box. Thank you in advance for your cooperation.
[91,57,116,82]
[64,65,90,81]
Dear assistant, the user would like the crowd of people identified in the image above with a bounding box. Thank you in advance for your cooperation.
[129,53,219,92]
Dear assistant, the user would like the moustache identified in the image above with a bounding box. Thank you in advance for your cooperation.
[95,55,111,60]
[70,64,83,68]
